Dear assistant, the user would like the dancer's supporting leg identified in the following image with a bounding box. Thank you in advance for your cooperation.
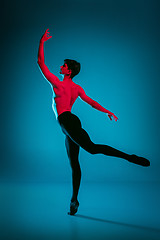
[65,135,81,203]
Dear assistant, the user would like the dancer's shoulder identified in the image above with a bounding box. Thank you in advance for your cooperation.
[76,84,85,94]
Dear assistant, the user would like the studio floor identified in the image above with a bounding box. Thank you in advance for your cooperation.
[0,181,160,240]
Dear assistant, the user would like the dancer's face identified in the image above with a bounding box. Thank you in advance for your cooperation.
[60,63,71,76]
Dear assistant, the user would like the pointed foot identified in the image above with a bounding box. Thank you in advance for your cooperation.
[68,200,79,215]
[129,154,150,167]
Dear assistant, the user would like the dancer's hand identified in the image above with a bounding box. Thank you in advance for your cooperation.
[108,113,118,121]
[40,29,52,42]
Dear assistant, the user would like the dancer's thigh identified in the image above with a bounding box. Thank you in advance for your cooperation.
[67,127,95,153]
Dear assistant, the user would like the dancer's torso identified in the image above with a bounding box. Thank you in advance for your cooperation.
[52,81,79,118]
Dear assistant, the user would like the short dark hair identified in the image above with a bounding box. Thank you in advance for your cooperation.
[64,59,81,79]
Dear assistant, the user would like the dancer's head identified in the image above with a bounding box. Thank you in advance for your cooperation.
[60,59,80,79]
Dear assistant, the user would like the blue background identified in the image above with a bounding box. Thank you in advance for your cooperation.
[1,0,159,183]
[1,1,160,239]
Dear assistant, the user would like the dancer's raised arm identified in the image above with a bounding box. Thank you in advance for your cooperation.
[37,29,60,88]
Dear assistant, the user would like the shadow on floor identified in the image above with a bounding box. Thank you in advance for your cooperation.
[74,214,160,233]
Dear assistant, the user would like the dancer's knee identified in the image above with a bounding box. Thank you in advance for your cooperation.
[87,143,97,155]
[69,158,80,170]
[72,165,81,179]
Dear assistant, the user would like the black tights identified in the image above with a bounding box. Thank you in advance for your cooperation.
[58,111,130,202]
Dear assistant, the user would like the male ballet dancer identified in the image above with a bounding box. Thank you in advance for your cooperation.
[37,29,150,215]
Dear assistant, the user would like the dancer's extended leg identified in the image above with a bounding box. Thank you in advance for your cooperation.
[68,127,131,160]
[65,124,150,167]
[69,127,149,166]
[58,112,150,167]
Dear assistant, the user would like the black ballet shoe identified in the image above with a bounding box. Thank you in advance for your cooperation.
[128,154,150,167]
[68,200,79,215]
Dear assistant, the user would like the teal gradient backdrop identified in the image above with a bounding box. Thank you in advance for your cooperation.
[1,0,160,183]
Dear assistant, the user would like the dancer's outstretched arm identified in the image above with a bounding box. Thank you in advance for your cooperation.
[37,29,60,87]
[78,85,118,121]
